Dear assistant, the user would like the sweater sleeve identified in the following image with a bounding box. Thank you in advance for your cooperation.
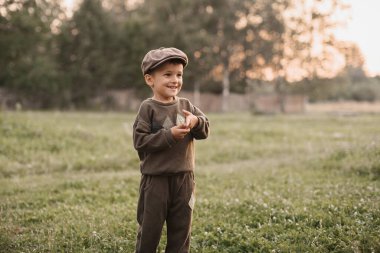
[189,103,210,140]
[133,105,177,154]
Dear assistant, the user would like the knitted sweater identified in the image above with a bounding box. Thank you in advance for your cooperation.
[133,97,209,175]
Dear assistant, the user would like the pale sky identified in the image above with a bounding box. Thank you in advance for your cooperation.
[334,0,380,76]
[64,0,380,76]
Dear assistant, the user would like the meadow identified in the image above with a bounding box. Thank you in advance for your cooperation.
[0,111,379,252]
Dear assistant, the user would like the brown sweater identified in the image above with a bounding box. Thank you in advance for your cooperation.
[133,97,209,175]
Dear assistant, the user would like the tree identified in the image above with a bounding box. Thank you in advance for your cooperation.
[0,0,65,108]
[193,0,242,112]
[56,0,122,107]
[336,41,366,82]
[197,0,292,111]
[118,13,150,95]
[279,0,350,81]
[247,0,350,112]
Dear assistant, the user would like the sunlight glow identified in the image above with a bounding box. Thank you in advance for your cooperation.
[334,0,380,76]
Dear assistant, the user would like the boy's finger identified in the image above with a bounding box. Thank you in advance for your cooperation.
[177,124,189,129]
[185,117,191,127]
[182,109,191,116]
[174,125,189,131]
[179,127,190,133]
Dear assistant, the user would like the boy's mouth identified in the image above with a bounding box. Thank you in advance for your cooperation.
[168,86,178,90]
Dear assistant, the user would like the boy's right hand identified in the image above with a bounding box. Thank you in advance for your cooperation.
[171,125,190,140]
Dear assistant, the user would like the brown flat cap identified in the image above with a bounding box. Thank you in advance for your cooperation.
[141,47,188,75]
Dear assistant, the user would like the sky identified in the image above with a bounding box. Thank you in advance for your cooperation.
[334,0,380,76]
[63,0,380,76]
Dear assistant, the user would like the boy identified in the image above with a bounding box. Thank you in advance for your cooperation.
[133,47,209,252]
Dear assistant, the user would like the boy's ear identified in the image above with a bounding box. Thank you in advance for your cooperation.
[144,74,154,88]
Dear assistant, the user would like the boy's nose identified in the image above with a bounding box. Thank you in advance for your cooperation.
[171,76,180,83]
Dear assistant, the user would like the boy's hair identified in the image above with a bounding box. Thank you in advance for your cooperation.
[141,47,188,75]
[145,58,186,75]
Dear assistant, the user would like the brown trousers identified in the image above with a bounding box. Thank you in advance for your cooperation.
[135,172,195,253]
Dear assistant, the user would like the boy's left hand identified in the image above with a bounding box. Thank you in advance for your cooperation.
[183,110,199,129]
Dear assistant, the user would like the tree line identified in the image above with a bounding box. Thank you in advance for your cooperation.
[0,0,377,109]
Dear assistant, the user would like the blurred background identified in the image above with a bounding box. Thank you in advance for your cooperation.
[1,0,380,113]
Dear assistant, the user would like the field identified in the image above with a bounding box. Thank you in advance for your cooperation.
[0,111,379,252]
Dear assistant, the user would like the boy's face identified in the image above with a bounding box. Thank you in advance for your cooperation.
[144,62,184,103]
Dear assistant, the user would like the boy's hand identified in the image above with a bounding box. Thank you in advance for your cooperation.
[171,124,190,140]
[183,110,199,129]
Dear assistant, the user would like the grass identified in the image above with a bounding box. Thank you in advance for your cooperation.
[0,111,379,252]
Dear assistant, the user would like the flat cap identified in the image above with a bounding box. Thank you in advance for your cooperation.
[141,47,188,75]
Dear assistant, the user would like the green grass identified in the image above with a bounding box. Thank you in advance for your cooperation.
[1,111,379,252]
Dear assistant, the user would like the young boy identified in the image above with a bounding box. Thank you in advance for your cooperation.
[133,47,209,252]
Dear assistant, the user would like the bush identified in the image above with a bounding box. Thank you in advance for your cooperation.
[348,79,380,102]
[287,76,380,102]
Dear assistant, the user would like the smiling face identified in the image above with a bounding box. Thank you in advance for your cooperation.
[144,61,184,103]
